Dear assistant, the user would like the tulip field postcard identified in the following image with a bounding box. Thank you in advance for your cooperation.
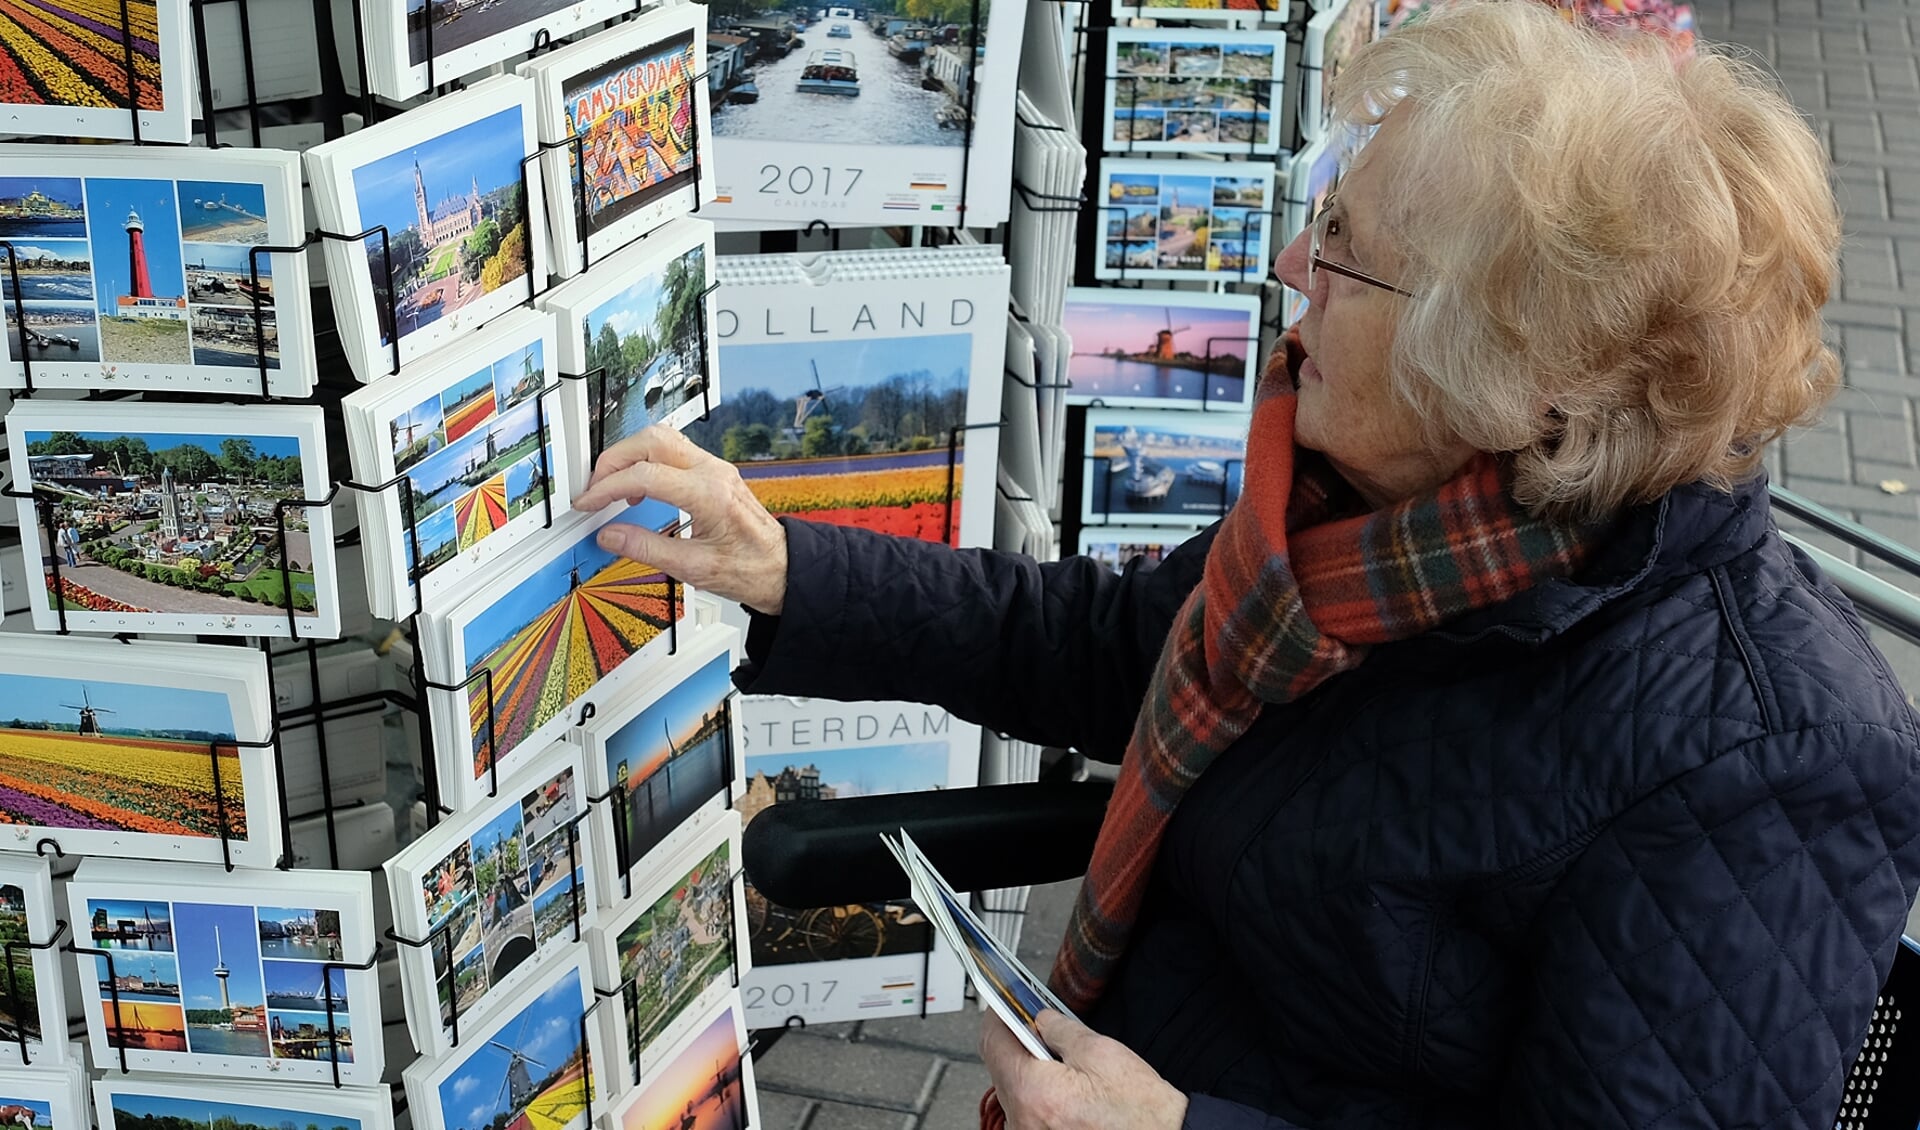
[0,635,279,867]
[0,0,193,140]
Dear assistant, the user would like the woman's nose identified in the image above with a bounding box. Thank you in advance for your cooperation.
[1272,227,1311,291]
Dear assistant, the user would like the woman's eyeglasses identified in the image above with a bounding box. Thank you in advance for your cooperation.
[1308,193,1417,299]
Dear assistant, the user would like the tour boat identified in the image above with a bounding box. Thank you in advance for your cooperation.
[797,49,860,95]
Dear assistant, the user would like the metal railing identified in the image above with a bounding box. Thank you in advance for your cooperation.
[1772,485,1920,650]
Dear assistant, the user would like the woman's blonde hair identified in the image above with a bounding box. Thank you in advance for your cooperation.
[1334,0,1841,521]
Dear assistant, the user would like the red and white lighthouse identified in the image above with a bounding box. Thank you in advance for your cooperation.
[124,207,152,298]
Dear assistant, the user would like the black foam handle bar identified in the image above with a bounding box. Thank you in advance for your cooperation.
[742,782,1114,909]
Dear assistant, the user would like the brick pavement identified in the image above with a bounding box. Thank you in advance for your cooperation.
[753,3,1920,1122]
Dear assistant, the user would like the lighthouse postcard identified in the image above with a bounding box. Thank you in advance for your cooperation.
[0,147,313,396]
[66,858,382,1084]
[1061,287,1261,411]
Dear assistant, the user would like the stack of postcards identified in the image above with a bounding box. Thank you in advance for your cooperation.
[3,399,342,640]
[341,308,569,620]
[66,857,384,1084]
[412,492,692,815]
[0,146,314,397]
[305,76,552,384]
[518,4,715,280]
[537,215,722,489]
[359,0,644,100]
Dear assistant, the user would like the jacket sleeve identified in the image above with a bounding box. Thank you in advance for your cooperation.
[733,517,1216,760]
[1494,721,1920,1127]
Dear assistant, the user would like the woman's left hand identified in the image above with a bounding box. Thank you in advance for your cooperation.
[980,1009,1188,1130]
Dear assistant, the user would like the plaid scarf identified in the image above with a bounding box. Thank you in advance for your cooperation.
[983,350,1598,1128]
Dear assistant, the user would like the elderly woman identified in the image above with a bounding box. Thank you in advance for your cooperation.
[572,3,1920,1125]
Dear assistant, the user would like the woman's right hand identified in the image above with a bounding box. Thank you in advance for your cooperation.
[571,425,790,616]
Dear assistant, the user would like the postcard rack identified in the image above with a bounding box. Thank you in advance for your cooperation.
[1065,1,1311,292]
[585,688,741,906]
[384,805,593,1056]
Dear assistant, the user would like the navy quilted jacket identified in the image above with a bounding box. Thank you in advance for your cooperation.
[735,472,1920,1128]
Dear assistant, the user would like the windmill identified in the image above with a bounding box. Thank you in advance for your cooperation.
[790,360,845,433]
[61,686,114,736]
[489,1013,548,1113]
[1149,309,1191,362]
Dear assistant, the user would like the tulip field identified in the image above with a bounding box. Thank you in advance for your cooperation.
[0,728,246,837]
[736,456,962,547]
[0,0,164,110]
[466,556,683,777]
[454,475,509,550]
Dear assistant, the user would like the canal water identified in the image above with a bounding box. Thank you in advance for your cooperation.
[713,19,967,147]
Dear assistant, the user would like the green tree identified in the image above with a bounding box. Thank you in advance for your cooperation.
[25,431,87,456]
[741,423,775,458]
[802,415,836,458]
[721,426,749,463]
[156,445,217,484]
[654,247,707,366]
[219,438,257,484]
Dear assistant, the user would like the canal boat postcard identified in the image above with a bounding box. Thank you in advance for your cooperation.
[306,76,548,383]
[0,0,193,141]
[1093,157,1276,283]
[701,0,1026,227]
[1061,287,1261,410]
[369,0,636,98]
[0,635,281,867]
[0,148,313,395]
[384,749,594,1057]
[404,951,601,1130]
[687,253,1006,549]
[4,401,340,638]
[602,998,758,1130]
[578,625,743,908]
[520,5,713,277]
[587,813,749,1093]
[731,692,973,1028]
[342,308,568,619]
[0,855,66,1067]
[1104,29,1291,155]
[541,216,719,488]
[96,1076,394,1130]
[420,496,688,812]
[1081,407,1251,527]
[66,858,381,1084]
